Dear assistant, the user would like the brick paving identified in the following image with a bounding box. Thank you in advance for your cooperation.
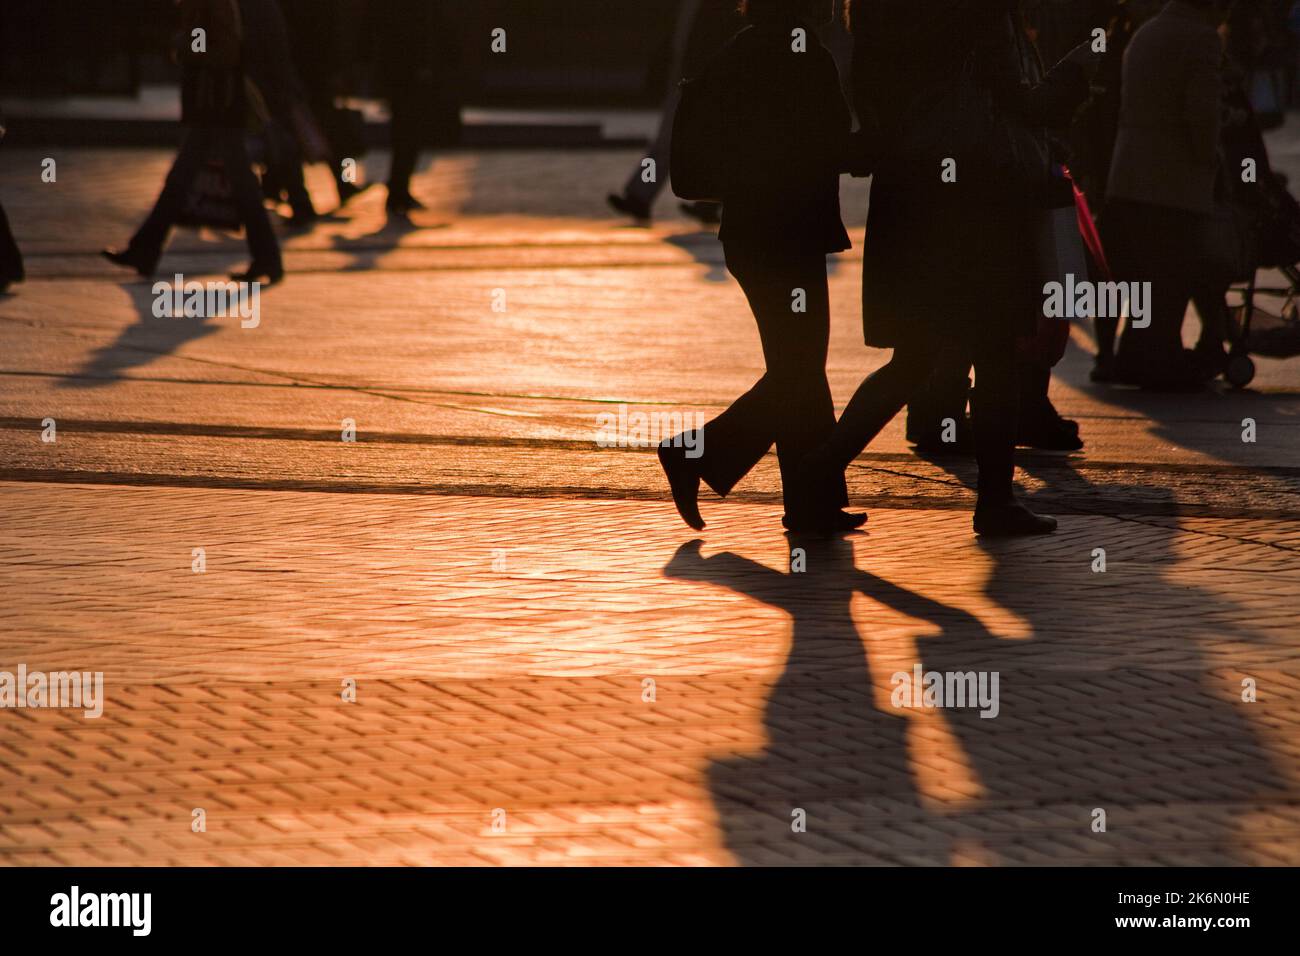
[1,144,1300,865]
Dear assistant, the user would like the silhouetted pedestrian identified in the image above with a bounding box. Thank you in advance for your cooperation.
[1103,0,1225,389]
[281,0,371,207]
[102,0,283,283]
[802,0,1097,537]
[373,0,461,216]
[607,0,738,225]
[238,0,319,227]
[658,0,865,533]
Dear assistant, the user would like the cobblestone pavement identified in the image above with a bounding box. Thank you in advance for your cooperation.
[1,144,1299,865]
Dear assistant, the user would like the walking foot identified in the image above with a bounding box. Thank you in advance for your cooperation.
[230,261,284,285]
[973,502,1057,538]
[101,247,159,278]
[658,437,704,531]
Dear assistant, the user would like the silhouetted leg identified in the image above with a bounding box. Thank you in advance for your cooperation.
[0,201,22,286]
[623,0,704,210]
[129,127,213,258]
[388,85,421,203]
[1094,314,1118,362]
[211,128,282,268]
[814,340,936,474]
[905,347,971,447]
[624,88,677,210]
[970,337,1019,506]
[697,252,844,513]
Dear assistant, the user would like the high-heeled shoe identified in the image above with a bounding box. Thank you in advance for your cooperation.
[230,262,284,285]
[101,247,160,278]
[973,501,1057,537]
[658,437,704,531]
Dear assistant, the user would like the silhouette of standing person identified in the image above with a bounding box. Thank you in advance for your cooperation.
[0,110,24,294]
[801,0,1097,537]
[607,0,736,225]
[102,0,283,283]
[373,0,460,216]
[239,0,319,228]
[658,0,866,534]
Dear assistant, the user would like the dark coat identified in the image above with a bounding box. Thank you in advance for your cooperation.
[714,20,853,261]
[1107,1,1222,215]
[179,0,247,128]
[851,0,1088,347]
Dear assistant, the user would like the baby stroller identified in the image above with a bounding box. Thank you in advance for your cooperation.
[1224,171,1300,388]
[1218,73,1300,388]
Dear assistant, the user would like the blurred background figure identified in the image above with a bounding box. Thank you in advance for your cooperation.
[1102,0,1226,389]
[373,0,462,216]
[0,109,23,294]
[1226,0,1296,129]
[102,0,282,282]
[607,0,739,225]
[238,0,322,228]
[905,0,1092,455]
[281,0,371,208]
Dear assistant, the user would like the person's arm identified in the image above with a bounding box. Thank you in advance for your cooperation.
[1183,29,1224,171]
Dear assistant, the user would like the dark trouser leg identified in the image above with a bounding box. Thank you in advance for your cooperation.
[815,340,936,473]
[210,128,282,268]
[388,86,421,200]
[1094,314,1119,361]
[1192,286,1231,354]
[1109,203,1199,364]
[905,346,971,445]
[970,338,1019,506]
[272,125,316,218]
[1016,361,1052,427]
[697,251,845,514]
[129,127,212,257]
[0,201,23,283]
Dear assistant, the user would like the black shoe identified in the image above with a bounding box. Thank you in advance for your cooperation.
[1018,415,1084,451]
[101,247,159,278]
[658,437,704,531]
[680,201,722,225]
[1090,354,1117,383]
[782,509,867,533]
[973,502,1057,537]
[607,192,652,222]
[284,209,320,231]
[385,192,426,215]
[230,262,284,285]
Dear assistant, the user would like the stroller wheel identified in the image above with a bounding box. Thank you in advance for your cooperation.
[1225,353,1256,389]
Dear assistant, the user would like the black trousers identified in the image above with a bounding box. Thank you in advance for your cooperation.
[906,352,1059,441]
[129,126,281,268]
[816,330,1021,506]
[0,200,22,284]
[1102,199,1212,362]
[697,246,849,517]
[388,85,423,199]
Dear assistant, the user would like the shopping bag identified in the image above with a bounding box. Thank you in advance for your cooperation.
[176,159,242,233]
